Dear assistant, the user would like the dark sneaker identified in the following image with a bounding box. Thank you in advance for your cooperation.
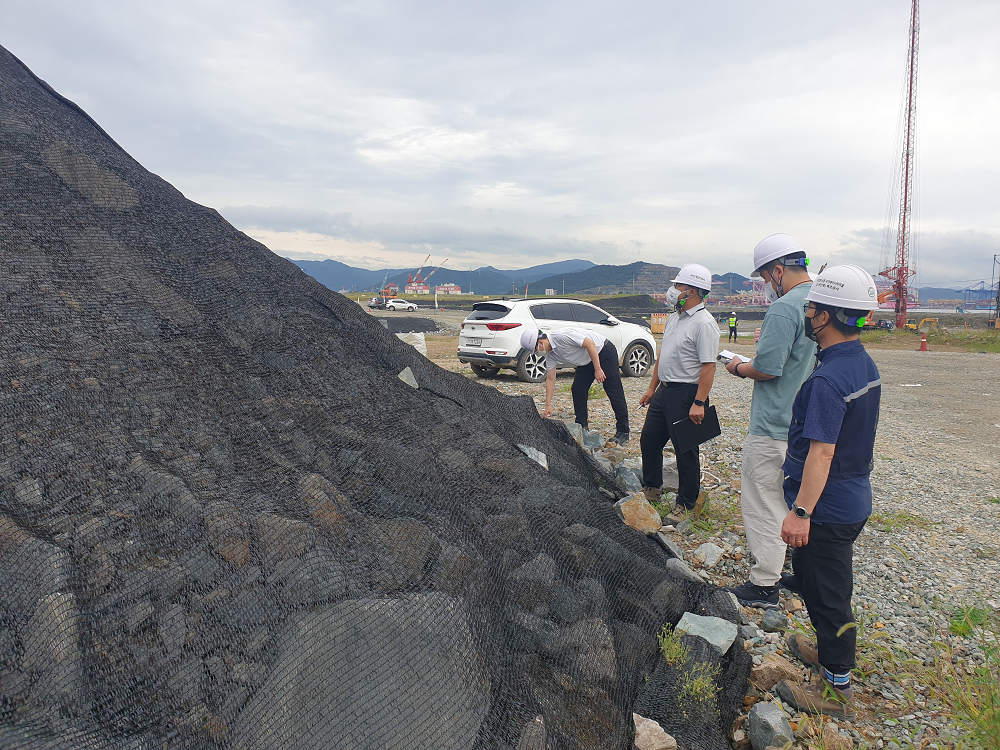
[664,504,691,526]
[776,677,856,721]
[785,633,821,671]
[729,580,779,609]
[609,431,630,445]
[779,572,802,594]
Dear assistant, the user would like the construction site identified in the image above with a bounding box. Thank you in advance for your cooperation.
[2,0,999,747]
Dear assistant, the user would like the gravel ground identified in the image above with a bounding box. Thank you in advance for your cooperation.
[424,332,1000,749]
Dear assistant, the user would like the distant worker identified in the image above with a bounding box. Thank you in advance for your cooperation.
[774,265,881,721]
[725,233,815,610]
[728,312,738,342]
[638,264,719,524]
[520,327,630,445]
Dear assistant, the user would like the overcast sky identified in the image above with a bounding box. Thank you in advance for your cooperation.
[3,0,998,285]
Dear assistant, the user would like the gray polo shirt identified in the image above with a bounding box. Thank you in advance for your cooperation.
[657,303,720,384]
[749,282,816,440]
[544,327,606,369]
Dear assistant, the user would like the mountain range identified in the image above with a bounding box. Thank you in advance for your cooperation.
[291,258,596,295]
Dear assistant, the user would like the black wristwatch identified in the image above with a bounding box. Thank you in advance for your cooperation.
[693,398,705,407]
[792,504,812,519]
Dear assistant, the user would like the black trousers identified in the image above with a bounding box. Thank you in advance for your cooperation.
[571,342,629,435]
[788,508,867,674]
[728,325,738,342]
[639,383,702,507]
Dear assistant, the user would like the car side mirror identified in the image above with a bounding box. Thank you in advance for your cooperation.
[600,318,619,326]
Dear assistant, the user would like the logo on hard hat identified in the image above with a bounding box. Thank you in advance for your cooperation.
[868,288,876,298]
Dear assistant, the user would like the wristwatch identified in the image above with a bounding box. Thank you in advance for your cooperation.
[693,398,705,407]
[792,504,812,519]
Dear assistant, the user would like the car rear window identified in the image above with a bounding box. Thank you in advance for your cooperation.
[467,303,510,321]
[530,303,576,321]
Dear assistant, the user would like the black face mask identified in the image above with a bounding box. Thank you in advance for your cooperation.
[805,314,828,342]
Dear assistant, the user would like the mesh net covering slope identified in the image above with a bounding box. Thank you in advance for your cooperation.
[0,46,750,750]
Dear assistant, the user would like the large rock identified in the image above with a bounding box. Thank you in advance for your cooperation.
[675,612,738,656]
[231,594,489,750]
[615,465,643,493]
[692,542,724,569]
[662,456,679,492]
[747,701,794,750]
[634,712,678,750]
[750,654,800,692]
[614,492,662,535]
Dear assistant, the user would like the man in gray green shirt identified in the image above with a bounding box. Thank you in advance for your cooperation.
[725,233,816,609]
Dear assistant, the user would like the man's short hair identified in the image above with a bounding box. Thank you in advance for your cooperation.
[814,303,868,335]
[763,251,808,276]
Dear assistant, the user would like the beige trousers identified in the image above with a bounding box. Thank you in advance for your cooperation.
[741,432,789,587]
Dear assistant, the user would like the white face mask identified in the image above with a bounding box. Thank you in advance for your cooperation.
[764,282,779,304]
[664,286,682,306]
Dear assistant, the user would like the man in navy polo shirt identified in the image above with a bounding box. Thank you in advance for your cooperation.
[773,265,881,722]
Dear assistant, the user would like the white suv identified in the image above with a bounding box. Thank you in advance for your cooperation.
[385,299,417,312]
[458,298,657,382]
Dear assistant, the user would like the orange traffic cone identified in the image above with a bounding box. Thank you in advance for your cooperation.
[919,333,928,352]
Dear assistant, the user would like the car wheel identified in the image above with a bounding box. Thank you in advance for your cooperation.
[470,363,501,378]
[387,305,395,311]
[408,306,416,311]
[622,342,653,377]
[516,350,547,383]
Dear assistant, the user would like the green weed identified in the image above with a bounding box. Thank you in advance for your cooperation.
[870,510,932,533]
[657,624,689,666]
[989,497,1000,505]
[949,606,991,637]
[587,383,604,400]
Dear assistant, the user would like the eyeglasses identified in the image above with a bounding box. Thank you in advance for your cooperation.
[802,302,816,313]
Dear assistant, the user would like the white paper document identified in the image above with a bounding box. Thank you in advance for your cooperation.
[718,350,749,364]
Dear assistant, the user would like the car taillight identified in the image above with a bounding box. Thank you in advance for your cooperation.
[486,323,522,331]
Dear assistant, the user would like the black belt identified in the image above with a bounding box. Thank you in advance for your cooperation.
[661,381,698,388]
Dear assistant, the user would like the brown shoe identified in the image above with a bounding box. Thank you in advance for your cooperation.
[786,633,821,671]
[776,677,856,721]
[664,504,690,526]
[642,486,662,506]
[692,490,709,516]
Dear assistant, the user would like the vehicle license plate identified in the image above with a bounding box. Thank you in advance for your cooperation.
[465,338,483,346]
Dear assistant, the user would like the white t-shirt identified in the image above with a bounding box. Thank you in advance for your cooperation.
[544,328,606,369]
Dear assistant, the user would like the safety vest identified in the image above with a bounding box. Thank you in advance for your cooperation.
[729,316,737,327]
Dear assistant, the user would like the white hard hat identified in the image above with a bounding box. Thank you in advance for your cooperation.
[751,233,804,277]
[519,327,541,351]
[672,263,712,292]
[807,264,878,311]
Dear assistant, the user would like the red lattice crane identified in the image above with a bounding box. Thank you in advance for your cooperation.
[879,0,920,329]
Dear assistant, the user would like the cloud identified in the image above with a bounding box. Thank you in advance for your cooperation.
[3,0,998,280]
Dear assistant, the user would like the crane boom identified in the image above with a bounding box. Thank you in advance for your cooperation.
[408,255,432,284]
[423,259,448,283]
[879,0,919,329]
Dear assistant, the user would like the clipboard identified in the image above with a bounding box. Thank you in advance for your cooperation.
[671,405,721,454]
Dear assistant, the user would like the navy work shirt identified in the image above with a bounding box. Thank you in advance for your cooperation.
[783,339,881,524]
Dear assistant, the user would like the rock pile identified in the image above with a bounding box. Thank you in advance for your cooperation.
[0,45,749,749]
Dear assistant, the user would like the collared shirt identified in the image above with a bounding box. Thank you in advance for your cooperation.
[783,339,881,524]
[748,283,816,440]
[657,302,720,384]
[544,327,606,369]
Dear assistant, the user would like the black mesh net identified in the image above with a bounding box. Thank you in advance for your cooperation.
[0,45,749,750]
